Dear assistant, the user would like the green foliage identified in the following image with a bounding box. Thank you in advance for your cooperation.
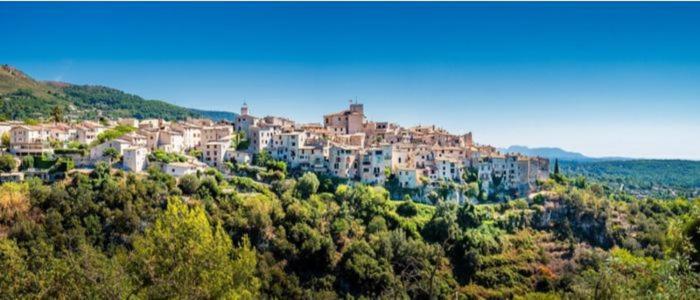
[63,85,201,120]
[1,132,9,149]
[54,148,87,156]
[560,159,700,198]
[187,148,202,159]
[0,66,237,121]
[129,199,260,298]
[236,139,251,151]
[254,151,287,173]
[95,125,135,144]
[26,155,56,170]
[338,240,393,296]
[0,154,17,172]
[20,156,34,170]
[296,172,320,199]
[102,147,120,163]
[0,153,697,299]
[23,118,40,125]
[397,199,419,217]
[570,248,700,299]
[51,105,63,123]
[178,174,201,195]
[147,149,187,164]
[50,157,75,173]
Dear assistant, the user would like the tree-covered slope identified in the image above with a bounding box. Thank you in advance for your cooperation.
[62,85,200,120]
[560,159,700,198]
[0,64,236,121]
[0,162,698,299]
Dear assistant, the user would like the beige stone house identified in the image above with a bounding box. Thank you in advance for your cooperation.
[9,125,52,155]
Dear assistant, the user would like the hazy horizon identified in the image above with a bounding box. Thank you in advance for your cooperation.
[2,2,699,160]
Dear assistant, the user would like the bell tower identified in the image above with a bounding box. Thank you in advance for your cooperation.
[241,102,249,116]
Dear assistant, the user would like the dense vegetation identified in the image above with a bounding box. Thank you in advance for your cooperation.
[560,159,700,199]
[0,65,236,121]
[1,159,698,298]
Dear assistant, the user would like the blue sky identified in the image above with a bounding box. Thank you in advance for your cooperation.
[1,2,699,159]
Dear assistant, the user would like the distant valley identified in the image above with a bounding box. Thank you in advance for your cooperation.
[500,145,700,198]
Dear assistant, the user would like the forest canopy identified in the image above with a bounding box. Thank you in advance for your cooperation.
[0,164,698,299]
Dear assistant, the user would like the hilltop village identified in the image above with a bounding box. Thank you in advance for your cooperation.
[0,102,549,201]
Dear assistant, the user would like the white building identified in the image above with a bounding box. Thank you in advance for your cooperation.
[90,139,132,160]
[117,118,139,128]
[9,125,52,155]
[225,150,252,165]
[328,144,360,179]
[201,125,233,147]
[435,157,463,182]
[203,140,230,169]
[122,147,148,172]
[173,123,202,150]
[162,161,206,177]
[397,168,422,189]
[248,126,277,153]
[158,130,185,153]
[359,147,391,185]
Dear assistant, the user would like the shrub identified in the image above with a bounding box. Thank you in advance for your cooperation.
[178,174,201,195]
[0,154,17,172]
[396,200,419,217]
[296,172,320,199]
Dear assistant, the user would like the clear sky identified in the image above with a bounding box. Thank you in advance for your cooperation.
[1,2,699,159]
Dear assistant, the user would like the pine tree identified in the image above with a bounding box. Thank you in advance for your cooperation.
[51,106,63,123]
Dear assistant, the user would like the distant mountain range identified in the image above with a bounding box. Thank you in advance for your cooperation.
[0,64,237,121]
[498,145,632,161]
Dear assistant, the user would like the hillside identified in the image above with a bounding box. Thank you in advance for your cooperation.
[500,145,631,161]
[189,108,238,122]
[0,162,698,299]
[0,64,236,121]
[560,159,700,198]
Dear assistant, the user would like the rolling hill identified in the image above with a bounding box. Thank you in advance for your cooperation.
[0,64,237,121]
[499,145,631,161]
[500,145,591,161]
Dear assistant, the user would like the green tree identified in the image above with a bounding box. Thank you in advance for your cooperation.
[51,105,64,123]
[129,198,259,299]
[456,202,482,229]
[23,118,39,126]
[178,174,201,195]
[296,172,320,199]
[103,147,120,164]
[0,154,17,172]
[1,132,10,149]
[338,240,394,297]
[422,201,460,245]
[20,156,34,170]
[396,199,418,217]
[0,239,34,297]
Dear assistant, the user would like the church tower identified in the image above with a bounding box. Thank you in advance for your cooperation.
[241,102,249,116]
